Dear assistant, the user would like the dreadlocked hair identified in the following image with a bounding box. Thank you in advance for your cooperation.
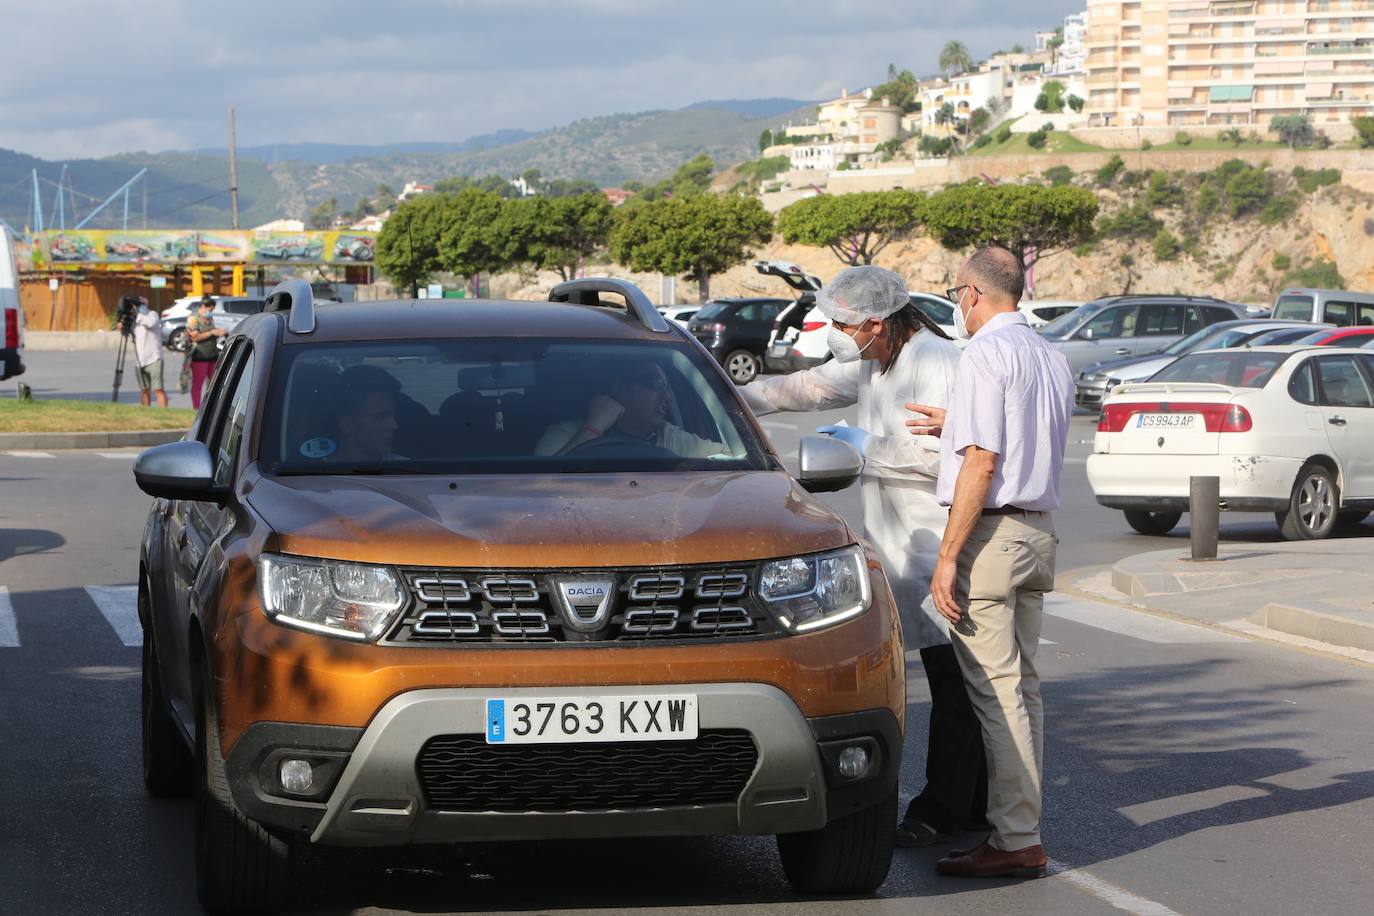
[878,303,953,374]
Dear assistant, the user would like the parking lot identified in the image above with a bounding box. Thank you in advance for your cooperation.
[4,365,1374,914]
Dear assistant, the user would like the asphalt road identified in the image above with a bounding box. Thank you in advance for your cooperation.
[3,398,1374,915]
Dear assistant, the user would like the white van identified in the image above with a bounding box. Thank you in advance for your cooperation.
[1272,288,1374,326]
[1,228,25,381]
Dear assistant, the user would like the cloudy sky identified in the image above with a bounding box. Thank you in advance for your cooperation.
[2,0,1080,160]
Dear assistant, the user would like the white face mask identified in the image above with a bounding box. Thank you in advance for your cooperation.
[952,288,972,340]
[827,324,875,363]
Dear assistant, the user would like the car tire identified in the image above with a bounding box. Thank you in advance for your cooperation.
[195,669,293,913]
[167,328,188,352]
[1337,510,1370,529]
[1276,463,1338,541]
[1123,510,1183,536]
[776,788,896,895]
[723,349,761,385]
[142,590,193,797]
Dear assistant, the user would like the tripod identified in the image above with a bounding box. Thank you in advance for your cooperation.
[111,322,133,403]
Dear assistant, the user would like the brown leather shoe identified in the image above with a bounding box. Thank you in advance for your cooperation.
[936,842,1047,879]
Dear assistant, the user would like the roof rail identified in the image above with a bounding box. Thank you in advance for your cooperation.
[263,278,315,334]
[548,278,671,333]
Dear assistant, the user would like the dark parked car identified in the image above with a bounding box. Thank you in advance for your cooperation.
[688,297,791,384]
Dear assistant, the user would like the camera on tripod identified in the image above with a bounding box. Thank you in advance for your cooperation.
[116,294,141,337]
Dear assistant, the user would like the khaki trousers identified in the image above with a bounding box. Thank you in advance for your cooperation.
[949,511,1057,852]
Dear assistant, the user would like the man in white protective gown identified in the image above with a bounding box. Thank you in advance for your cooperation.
[740,265,989,848]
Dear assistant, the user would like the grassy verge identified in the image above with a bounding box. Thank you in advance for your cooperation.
[0,398,195,433]
[969,130,1105,157]
[1149,139,1287,152]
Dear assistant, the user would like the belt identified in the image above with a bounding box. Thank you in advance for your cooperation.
[982,505,1037,516]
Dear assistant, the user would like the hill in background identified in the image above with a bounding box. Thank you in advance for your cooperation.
[0,99,814,230]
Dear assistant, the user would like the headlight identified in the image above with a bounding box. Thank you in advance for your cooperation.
[259,554,405,641]
[757,545,872,633]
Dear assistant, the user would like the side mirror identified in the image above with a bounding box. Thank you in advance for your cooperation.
[1077,327,1095,341]
[797,435,862,493]
[133,441,227,503]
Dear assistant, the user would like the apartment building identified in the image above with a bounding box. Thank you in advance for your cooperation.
[784,89,904,170]
[922,62,1014,133]
[1085,0,1374,130]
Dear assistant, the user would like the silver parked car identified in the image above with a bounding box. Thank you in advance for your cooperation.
[1039,295,1246,374]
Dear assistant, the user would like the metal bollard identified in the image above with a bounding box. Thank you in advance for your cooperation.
[1190,475,1220,561]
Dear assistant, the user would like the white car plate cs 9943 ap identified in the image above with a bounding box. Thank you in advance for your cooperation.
[1136,413,1197,429]
[485,695,698,744]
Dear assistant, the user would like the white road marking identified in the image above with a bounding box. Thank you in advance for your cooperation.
[0,587,18,647]
[1117,784,1270,827]
[83,585,142,646]
[2,450,55,458]
[96,452,138,459]
[1045,594,1244,644]
[1049,859,1184,916]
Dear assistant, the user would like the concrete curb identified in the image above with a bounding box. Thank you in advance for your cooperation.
[1251,603,1374,655]
[0,429,187,450]
[1110,545,1374,655]
[23,331,125,351]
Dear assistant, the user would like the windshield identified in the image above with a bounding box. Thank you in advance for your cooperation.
[693,303,730,321]
[1163,324,1236,355]
[1039,303,1100,339]
[260,339,770,475]
[912,297,954,325]
[1150,351,1289,388]
[1263,328,1327,345]
[1273,294,1313,321]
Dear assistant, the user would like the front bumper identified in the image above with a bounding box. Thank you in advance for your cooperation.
[1075,380,1107,410]
[1087,452,1300,511]
[225,687,901,846]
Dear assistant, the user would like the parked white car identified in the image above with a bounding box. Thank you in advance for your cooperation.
[1087,345,1374,540]
[1019,300,1084,329]
[657,305,700,327]
[1,227,24,381]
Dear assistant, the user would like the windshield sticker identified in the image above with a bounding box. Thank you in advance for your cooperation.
[300,437,337,459]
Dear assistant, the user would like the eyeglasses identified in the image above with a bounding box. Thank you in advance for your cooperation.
[945,285,981,305]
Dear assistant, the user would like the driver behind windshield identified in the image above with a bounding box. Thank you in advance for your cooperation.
[330,365,406,463]
[535,359,726,459]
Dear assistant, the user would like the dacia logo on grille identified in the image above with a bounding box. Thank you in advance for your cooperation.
[550,578,617,632]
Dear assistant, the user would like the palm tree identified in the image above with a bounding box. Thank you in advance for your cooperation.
[939,41,974,76]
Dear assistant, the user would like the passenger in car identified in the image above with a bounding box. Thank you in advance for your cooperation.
[330,365,407,462]
[535,360,726,458]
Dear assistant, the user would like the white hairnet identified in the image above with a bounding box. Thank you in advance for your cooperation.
[814,266,909,324]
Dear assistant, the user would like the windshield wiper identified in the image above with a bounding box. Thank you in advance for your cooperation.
[272,465,413,476]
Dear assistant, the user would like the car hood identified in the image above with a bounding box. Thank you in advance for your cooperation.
[1081,352,1168,377]
[245,470,855,569]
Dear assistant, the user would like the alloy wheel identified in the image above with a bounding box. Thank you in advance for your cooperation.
[1298,474,1333,534]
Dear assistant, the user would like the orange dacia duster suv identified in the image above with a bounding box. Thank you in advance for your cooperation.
[135,279,905,913]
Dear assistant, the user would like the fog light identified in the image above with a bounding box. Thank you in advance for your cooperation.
[279,758,314,793]
[837,745,870,779]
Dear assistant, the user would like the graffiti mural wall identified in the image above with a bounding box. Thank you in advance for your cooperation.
[18,229,376,270]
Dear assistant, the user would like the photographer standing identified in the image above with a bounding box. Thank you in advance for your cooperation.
[186,295,225,409]
[131,296,167,408]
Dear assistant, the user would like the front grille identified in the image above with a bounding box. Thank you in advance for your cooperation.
[385,564,779,645]
[416,730,758,812]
